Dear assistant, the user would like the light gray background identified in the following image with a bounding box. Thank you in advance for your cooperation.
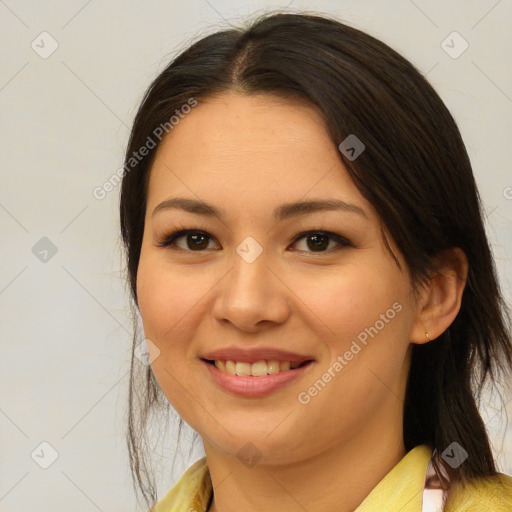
[1,1,511,511]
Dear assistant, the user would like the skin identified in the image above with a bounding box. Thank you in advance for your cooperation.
[136,92,468,512]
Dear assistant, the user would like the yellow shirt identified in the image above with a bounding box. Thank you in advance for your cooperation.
[153,444,512,511]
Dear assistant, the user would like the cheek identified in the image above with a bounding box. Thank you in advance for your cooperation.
[136,255,215,345]
[310,261,405,338]
[136,257,208,412]
[307,258,413,403]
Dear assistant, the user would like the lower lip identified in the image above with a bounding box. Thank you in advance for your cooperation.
[202,359,314,397]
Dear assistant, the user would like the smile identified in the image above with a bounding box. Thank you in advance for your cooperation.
[206,359,310,376]
[202,358,315,397]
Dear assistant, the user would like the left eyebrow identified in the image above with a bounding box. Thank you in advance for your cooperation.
[152,197,368,221]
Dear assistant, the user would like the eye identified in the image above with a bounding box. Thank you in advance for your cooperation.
[290,231,351,253]
[156,228,351,254]
[156,229,219,251]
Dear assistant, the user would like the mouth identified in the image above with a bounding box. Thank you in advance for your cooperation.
[201,358,313,377]
[201,357,315,397]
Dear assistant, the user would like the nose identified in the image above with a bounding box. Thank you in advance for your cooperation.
[211,248,290,332]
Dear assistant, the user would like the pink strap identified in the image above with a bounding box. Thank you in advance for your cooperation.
[421,455,450,512]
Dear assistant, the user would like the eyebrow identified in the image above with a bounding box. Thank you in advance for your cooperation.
[152,197,367,221]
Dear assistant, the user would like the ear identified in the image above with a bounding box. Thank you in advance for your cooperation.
[410,247,469,344]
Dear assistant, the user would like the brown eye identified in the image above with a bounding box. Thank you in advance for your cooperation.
[157,229,350,254]
[180,233,211,250]
[156,230,219,251]
[291,231,350,253]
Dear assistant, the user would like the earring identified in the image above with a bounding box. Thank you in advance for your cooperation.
[425,331,430,340]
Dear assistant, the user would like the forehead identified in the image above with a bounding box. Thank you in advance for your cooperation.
[146,92,372,222]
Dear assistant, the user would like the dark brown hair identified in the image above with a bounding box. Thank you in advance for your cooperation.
[119,11,512,510]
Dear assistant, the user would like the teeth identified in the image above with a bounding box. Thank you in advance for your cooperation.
[225,360,236,375]
[250,361,268,377]
[267,360,280,374]
[213,359,306,376]
[235,362,251,376]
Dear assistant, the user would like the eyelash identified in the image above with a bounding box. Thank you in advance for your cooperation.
[155,225,352,254]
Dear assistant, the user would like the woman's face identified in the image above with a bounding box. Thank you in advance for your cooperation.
[136,92,419,464]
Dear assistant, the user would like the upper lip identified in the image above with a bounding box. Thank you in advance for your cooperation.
[201,347,315,364]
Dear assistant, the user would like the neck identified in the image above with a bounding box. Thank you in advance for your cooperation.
[204,406,406,512]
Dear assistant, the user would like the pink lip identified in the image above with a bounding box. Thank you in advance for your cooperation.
[202,359,315,397]
[201,346,314,364]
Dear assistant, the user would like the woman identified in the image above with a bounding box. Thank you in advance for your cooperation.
[120,11,512,512]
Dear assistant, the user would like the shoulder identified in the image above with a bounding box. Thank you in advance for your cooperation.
[445,472,512,511]
[152,457,212,512]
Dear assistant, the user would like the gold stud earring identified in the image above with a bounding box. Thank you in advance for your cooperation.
[425,331,430,340]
